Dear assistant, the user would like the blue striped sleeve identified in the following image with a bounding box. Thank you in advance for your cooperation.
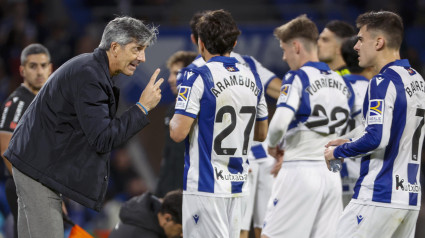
[334,75,390,159]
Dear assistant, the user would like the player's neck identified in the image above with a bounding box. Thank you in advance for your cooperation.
[203,52,230,62]
[374,49,401,73]
[328,57,346,71]
[298,52,319,68]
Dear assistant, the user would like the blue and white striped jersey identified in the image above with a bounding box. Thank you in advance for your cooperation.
[277,62,354,161]
[340,74,369,194]
[343,74,369,132]
[334,59,425,210]
[175,56,268,197]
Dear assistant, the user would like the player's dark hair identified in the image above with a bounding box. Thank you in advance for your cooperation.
[21,43,51,65]
[325,20,356,39]
[160,190,182,224]
[166,51,197,69]
[190,10,211,45]
[341,36,363,73]
[274,14,318,45]
[196,9,241,55]
[356,11,403,50]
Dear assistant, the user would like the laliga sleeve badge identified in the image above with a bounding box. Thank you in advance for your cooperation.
[368,99,384,124]
[176,86,191,110]
[277,84,291,104]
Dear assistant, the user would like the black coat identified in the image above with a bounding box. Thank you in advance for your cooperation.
[109,193,166,238]
[4,48,149,211]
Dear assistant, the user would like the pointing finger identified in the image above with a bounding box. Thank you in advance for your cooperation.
[154,78,164,88]
[148,68,161,86]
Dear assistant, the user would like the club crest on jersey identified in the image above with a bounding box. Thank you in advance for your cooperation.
[277,84,290,104]
[407,67,416,75]
[175,86,191,110]
[368,99,384,124]
[225,66,239,72]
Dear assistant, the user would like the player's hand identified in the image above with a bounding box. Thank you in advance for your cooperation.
[268,145,284,177]
[325,138,350,148]
[324,146,344,171]
[138,68,164,112]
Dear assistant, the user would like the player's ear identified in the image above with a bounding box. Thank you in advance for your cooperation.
[293,40,300,54]
[376,37,385,51]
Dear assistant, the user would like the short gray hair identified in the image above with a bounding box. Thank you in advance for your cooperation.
[98,16,158,50]
[20,43,51,65]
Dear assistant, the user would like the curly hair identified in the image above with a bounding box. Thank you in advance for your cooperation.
[196,9,241,55]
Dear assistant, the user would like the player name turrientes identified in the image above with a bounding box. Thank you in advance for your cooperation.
[305,78,351,99]
[211,75,260,98]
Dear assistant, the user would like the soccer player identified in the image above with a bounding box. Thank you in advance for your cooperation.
[0,43,52,238]
[169,10,268,238]
[178,11,280,238]
[155,50,197,198]
[339,35,374,207]
[262,15,353,238]
[318,20,356,76]
[325,11,425,238]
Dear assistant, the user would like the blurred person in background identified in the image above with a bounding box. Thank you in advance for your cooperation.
[3,16,163,237]
[155,50,197,198]
[0,43,51,238]
[109,189,183,238]
[318,20,356,76]
[338,35,374,208]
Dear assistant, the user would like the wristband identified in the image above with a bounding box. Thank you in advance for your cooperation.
[136,102,148,115]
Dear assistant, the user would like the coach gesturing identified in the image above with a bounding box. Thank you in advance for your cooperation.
[3,16,163,238]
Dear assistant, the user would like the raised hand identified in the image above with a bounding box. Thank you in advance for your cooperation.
[138,68,164,112]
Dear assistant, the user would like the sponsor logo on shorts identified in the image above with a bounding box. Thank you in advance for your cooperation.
[273,198,278,206]
[356,215,364,224]
[395,175,420,193]
[193,214,199,224]
[368,99,384,124]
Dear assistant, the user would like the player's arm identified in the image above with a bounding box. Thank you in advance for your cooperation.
[253,120,268,142]
[0,132,13,174]
[169,114,195,143]
[325,76,394,160]
[265,77,282,99]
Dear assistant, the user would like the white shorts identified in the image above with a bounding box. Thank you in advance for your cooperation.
[241,158,274,230]
[341,159,361,207]
[337,201,419,238]
[262,160,343,238]
[183,194,244,238]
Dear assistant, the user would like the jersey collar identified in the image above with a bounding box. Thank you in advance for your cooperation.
[380,59,410,73]
[208,56,238,64]
[303,61,331,71]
